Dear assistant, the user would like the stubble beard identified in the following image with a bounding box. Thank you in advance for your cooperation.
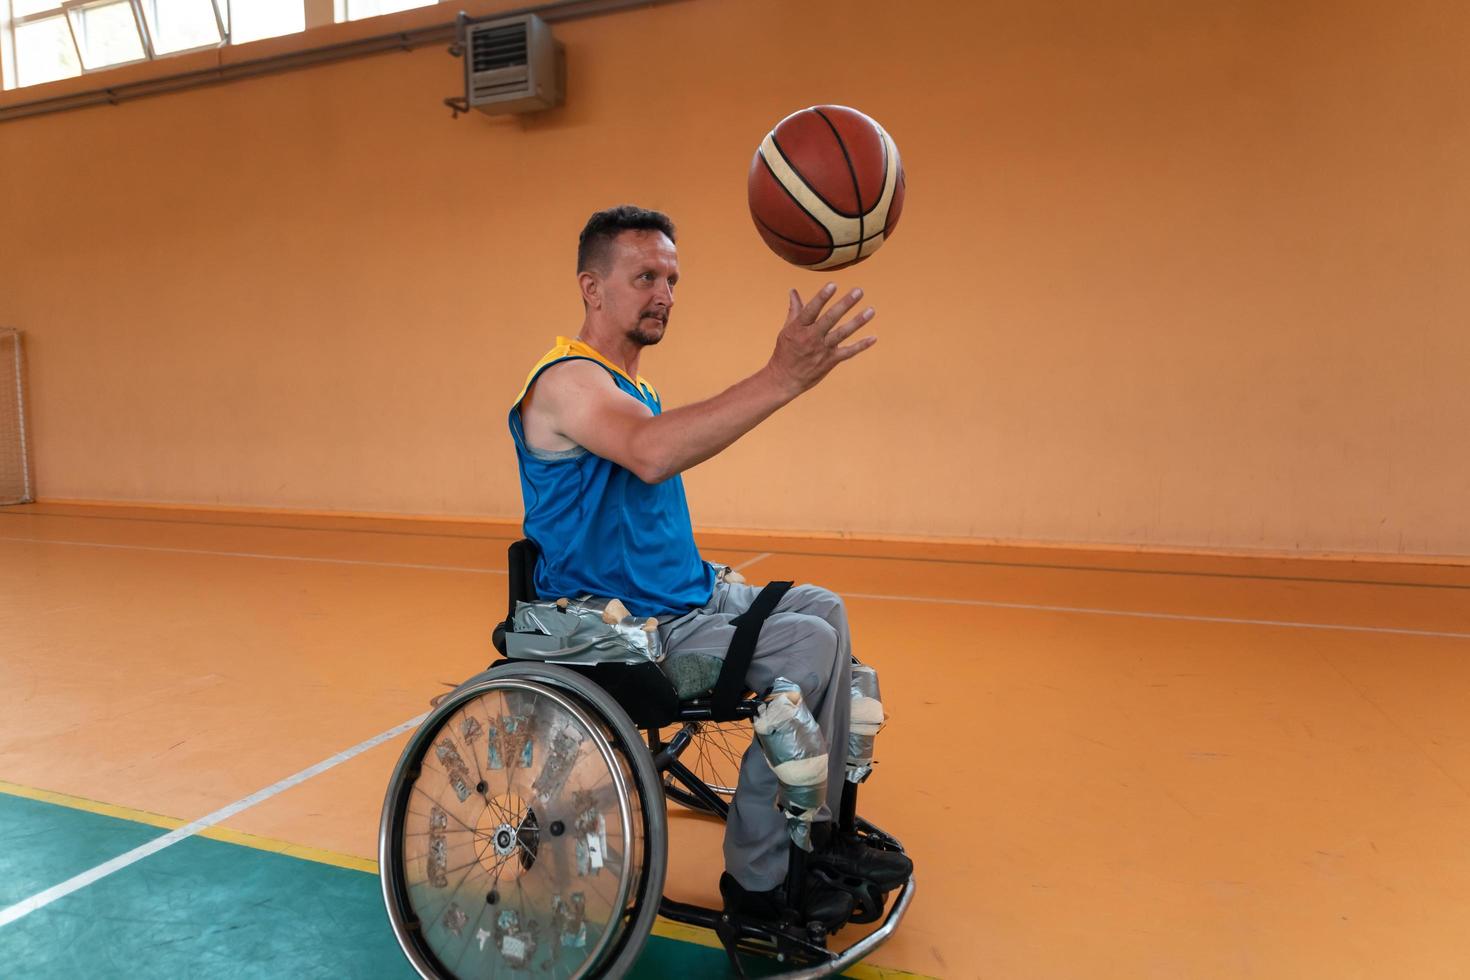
[627,317,666,347]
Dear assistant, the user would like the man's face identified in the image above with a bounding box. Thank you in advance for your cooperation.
[596,230,679,347]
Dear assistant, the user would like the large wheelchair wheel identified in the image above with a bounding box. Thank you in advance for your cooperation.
[381,663,667,979]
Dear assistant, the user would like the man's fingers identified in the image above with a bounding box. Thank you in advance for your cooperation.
[826,307,876,346]
[798,282,839,324]
[815,286,867,334]
[833,334,878,361]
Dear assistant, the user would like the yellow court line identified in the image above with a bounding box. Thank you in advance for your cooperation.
[0,778,183,832]
[0,779,375,874]
[648,918,933,979]
[196,825,379,874]
[0,778,934,979]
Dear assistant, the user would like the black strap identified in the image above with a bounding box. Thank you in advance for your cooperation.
[712,580,794,715]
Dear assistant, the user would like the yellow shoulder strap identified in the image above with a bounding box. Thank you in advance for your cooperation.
[512,337,656,407]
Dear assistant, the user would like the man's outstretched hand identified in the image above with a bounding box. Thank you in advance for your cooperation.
[766,282,878,397]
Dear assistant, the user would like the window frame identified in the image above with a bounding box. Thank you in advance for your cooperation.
[64,0,153,74]
[136,0,228,59]
[6,5,82,88]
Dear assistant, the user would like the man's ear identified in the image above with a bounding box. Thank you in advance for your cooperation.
[578,270,601,309]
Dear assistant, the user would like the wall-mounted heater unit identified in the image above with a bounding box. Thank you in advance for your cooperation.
[450,12,564,117]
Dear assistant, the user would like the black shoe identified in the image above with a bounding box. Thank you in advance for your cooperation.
[813,833,913,890]
[719,872,854,930]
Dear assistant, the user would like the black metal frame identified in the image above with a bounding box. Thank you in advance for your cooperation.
[648,718,747,819]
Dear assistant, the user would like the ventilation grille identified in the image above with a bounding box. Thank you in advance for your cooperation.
[461,13,561,114]
[474,77,528,99]
[470,23,528,73]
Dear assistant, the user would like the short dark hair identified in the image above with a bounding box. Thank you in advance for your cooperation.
[577,205,676,274]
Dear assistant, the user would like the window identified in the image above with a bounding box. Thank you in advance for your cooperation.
[141,0,223,56]
[4,0,172,87]
[337,0,437,23]
[69,1,147,69]
[1,0,446,90]
[226,0,303,45]
[11,11,79,86]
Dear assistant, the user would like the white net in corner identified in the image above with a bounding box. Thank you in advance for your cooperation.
[0,329,33,505]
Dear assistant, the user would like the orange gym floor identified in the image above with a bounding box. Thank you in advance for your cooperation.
[3,502,1470,978]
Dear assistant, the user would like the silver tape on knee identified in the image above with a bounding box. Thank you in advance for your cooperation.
[846,663,885,784]
[752,677,829,851]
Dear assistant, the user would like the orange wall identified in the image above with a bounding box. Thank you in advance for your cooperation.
[2,0,1467,557]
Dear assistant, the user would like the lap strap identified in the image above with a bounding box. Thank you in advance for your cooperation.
[712,580,794,715]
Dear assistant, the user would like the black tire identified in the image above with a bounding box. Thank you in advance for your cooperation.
[381,663,667,979]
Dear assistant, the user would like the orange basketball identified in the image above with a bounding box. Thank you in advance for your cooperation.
[748,105,906,271]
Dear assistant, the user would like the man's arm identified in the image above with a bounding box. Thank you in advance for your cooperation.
[535,284,876,484]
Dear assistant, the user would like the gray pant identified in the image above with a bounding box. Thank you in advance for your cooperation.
[659,582,853,891]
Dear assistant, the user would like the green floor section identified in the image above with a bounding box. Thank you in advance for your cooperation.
[0,794,743,978]
[0,794,164,908]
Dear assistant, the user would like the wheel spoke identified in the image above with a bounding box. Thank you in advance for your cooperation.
[409,786,479,834]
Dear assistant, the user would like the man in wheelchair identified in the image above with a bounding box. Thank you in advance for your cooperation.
[506,205,912,935]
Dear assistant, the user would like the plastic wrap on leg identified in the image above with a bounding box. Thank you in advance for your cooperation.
[752,677,829,851]
[847,662,885,783]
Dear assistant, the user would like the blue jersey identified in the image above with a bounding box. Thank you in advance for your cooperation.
[509,337,716,619]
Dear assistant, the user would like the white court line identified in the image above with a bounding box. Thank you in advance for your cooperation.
[733,552,773,573]
[0,712,428,929]
[842,591,1470,641]
[0,535,505,575]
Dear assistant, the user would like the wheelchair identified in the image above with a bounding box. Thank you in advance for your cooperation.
[379,540,915,978]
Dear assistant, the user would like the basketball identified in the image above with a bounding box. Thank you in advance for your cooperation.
[748,105,906,271]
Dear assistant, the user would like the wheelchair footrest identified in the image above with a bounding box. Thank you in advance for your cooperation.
[658,870,917,980]
[716,911,834,977]
[806,864,887,925]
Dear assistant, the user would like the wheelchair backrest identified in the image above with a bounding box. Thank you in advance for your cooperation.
[506,538,540,618]
[492,538,539,658]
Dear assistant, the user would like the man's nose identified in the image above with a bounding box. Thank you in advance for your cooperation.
[655,280,674,307]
